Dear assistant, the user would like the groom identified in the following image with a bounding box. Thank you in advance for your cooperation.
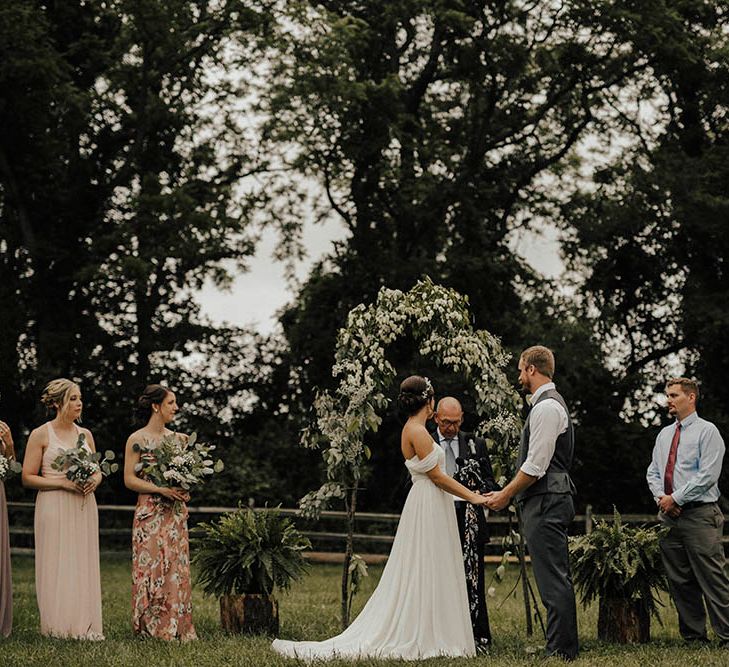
[433,396,499,648]
[485,346,578,660]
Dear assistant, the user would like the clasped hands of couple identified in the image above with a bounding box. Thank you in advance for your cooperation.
[468,489,511,512]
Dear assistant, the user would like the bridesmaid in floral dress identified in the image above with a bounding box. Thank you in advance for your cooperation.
[124,384,197,640]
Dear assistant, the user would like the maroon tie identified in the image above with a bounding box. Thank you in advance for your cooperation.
[664,422,682,495]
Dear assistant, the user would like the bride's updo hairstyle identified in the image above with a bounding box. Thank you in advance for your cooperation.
[136,384,171,423]
[397,375,435,416]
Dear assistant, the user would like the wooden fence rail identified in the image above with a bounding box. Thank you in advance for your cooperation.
[7,501,701,554]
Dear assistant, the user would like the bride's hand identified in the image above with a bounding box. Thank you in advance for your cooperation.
[470,493,489,506]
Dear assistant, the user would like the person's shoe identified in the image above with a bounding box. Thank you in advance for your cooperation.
[544,649,577,661]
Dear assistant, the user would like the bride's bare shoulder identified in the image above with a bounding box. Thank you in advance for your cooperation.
[402,422,433,452]
[402,421,429,435]
[407,422,432,439]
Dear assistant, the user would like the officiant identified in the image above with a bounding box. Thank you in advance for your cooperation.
[433,397,500,649]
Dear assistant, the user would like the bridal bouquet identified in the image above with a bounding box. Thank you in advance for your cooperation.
[132,432,224,494]
[0,454,22,481]
[51,433,119,506]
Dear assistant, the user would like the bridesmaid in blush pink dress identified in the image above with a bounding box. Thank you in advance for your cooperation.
[21,379,104,640]
[124,384,196,641]
[0,418,15,637]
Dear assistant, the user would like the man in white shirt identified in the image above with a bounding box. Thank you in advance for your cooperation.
[485,345,578,660]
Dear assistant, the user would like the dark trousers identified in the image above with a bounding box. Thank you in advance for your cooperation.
[455,502,492,645]
[660,503,729,641]
[520,493,579,660]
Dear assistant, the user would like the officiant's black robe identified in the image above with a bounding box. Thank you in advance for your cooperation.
[430,429,499,648]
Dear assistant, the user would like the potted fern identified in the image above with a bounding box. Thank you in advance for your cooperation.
[191,505,311,635]
[569,509,669,643]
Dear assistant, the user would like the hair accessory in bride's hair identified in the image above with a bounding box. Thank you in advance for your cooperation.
[421,377,433,399]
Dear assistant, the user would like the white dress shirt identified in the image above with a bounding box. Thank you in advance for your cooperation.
[520,382,569,479]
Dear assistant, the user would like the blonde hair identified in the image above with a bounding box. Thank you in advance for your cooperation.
[666,377,700,401]
[520,345,555,379]
[41,378,82,421]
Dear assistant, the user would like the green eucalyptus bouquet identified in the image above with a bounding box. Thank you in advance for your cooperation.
[51,432,119,481]
[51,432,119,507]
[132,431,224,490]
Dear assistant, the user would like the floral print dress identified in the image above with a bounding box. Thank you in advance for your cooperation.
[131,445,197,640]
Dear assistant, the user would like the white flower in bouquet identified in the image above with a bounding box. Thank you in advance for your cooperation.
[51,432,119,507]
[51,433,119,483]
[132,432,224,502]
[0,454,22,481]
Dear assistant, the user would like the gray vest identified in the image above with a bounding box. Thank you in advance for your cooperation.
[515,388,576,502]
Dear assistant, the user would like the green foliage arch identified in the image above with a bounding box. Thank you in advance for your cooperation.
[298,277,522,627]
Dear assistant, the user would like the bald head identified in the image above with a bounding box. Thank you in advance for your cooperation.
[435,397,463,439]
[436,397,462,414]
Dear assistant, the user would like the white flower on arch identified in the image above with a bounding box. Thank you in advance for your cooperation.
[300,277,523,518]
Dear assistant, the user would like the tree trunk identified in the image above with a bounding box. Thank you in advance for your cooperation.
[220,593,279,635]
[597,596,650,643]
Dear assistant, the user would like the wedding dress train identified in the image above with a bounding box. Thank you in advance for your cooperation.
[272,442,475,660]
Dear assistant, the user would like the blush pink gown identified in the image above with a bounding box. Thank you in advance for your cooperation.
[34,422,103,639]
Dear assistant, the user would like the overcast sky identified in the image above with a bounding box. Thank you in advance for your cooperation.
[195,221,565,334]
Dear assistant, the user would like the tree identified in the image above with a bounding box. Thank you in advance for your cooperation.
[559,1,729,435]
[0,1,274,505]
[257,0,663,511]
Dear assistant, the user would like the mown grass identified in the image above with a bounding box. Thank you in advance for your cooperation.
[2,554,729,666]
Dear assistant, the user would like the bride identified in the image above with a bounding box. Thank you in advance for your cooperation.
[272,375,489,660]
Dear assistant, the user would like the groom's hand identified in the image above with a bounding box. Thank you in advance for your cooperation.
[484,490,510,511]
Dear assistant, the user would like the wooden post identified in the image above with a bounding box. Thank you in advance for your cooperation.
[585,504,593,535]
[515,505,533,637]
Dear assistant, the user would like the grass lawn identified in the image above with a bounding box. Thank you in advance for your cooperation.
[2,554,729,666]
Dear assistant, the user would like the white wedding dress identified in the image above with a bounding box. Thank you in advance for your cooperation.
[271,442,475,661]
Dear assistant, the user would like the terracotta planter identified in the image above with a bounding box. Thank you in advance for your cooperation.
[220,593,279,635]
[597,596,650,643]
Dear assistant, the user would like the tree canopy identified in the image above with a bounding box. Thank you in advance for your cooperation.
[1,0,727,512]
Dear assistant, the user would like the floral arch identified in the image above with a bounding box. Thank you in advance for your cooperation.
[298,277,523,627]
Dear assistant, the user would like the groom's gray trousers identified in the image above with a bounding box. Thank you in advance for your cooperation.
[519,492,579,660]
